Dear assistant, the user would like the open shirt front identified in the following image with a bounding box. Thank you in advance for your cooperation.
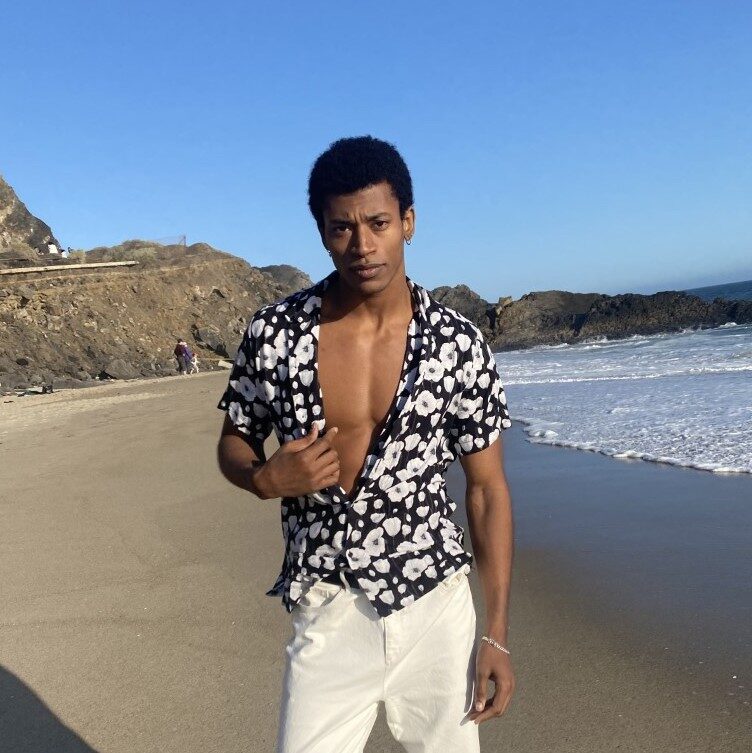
[218,271,511,616]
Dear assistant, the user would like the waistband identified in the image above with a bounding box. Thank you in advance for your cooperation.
[319,568,360,588]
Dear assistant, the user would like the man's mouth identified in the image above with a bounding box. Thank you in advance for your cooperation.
[350,263,384,279]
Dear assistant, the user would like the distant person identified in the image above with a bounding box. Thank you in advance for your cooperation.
[174,339,190,375]
[216,136,515,752]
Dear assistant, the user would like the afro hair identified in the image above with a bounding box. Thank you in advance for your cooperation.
[308,136,414,230]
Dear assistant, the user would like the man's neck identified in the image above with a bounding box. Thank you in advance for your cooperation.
[323,270,413,326]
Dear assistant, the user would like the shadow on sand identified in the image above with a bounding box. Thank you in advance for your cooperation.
[0,665,99,752]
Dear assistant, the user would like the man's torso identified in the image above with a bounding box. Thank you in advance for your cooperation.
[217,270,511,616]
[318,289,415,499]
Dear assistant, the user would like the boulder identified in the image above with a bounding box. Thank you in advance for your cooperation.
[193,325,229,357]
[99,359,139,380]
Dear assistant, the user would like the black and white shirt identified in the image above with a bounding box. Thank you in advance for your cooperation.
[218,271,511,617]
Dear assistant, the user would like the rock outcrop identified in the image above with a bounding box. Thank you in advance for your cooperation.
[0,176,59,254]
[431,284,752,351]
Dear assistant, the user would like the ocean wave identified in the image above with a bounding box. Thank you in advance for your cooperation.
[512,417,751,475]
[503,364,752,385]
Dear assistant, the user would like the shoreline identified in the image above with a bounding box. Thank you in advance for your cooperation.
[1,373,750,752]
[512,415,752,475]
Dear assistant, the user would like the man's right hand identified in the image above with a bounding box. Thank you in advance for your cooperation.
[254,425,340,499]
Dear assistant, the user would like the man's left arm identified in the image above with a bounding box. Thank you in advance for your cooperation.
[460,437,515,724]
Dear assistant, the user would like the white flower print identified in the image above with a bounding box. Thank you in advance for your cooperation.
[273,329,289,357]
[456,333,472,352]
[294,333,314,365]
[383,440,404,470]
[396,457,424,481]
[259,343,278,370]
[402,555,431,581]
[419,357,444,382]
[363,528,385,557]
[415,390,438,416]
[231,376,256,402]
[412,523,433,549]
[404,433,420,451]
[439,342,456,367]
[362,578,388,598]
[346,548,371,568]
[383,518,401,537]
[457,396,483,420]
[457,434,475,453]
[227,403,250,431]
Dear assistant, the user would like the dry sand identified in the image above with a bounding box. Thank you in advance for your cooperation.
[1,372,750,752]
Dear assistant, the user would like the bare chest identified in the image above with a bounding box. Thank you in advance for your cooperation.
[318,320,409,430]
[317,319,410,494]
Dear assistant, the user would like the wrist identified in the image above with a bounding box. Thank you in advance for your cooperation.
[481,635,511,655]
[247,462,272,499]
[484,621,508,645]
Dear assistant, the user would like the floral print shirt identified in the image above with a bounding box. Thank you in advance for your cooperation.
[217,271,512,617]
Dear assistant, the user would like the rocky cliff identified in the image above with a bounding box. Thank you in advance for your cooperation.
[433,285,752,351]
[0,243,311,390]
[0,176,59,255]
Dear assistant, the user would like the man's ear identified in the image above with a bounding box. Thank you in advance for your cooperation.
[402,206,416,239]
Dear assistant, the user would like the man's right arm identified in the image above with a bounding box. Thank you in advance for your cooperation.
[217,414,272,498]
[217,416,341,501]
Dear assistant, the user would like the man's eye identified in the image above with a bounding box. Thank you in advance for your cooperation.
[373,221,388,229]
[331,226,348,235]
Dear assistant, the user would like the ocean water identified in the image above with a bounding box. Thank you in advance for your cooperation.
[684,278,752,302]
[497,322,752,474]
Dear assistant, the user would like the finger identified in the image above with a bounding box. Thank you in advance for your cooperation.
[305,427,340,459]
[473,680,514,724]
[473,671,489,716]
[313,447,340,466]
[313,469,340,490]
[315,458,340,484]
[282,424,319,451]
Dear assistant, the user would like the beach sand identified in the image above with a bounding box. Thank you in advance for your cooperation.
[1,372,750,752]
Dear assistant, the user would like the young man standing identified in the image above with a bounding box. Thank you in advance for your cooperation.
[217,136,514,752]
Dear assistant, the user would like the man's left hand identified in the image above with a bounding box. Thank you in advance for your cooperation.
[468,641,515,724]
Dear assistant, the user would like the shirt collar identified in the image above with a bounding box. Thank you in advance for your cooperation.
[301,270,434,333]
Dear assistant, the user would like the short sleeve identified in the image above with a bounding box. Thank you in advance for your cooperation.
[217,316,274,457]
[450,334,511,456]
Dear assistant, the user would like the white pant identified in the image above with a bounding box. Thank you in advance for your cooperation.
[277,569,480,753]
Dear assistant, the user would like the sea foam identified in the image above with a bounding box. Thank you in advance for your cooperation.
[498,323,752,474]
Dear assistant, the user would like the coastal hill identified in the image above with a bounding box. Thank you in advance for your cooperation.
[2,175,750,389]
[0,240,311,390]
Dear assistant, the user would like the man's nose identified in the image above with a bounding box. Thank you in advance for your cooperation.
[350,224,376,255]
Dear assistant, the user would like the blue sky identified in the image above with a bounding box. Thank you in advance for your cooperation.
[2,1,750,300]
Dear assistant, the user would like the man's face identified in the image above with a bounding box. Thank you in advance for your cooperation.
[321,181,415,296]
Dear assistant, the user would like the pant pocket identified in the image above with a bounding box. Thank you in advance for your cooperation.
[440,566,470,591]
[296,580,346,611]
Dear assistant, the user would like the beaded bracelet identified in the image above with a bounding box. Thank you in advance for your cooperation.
[481,635,510,655]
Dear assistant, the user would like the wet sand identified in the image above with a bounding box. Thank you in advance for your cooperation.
[1,372,750,752]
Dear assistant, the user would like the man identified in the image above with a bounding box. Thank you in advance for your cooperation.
[216,136,514,753]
